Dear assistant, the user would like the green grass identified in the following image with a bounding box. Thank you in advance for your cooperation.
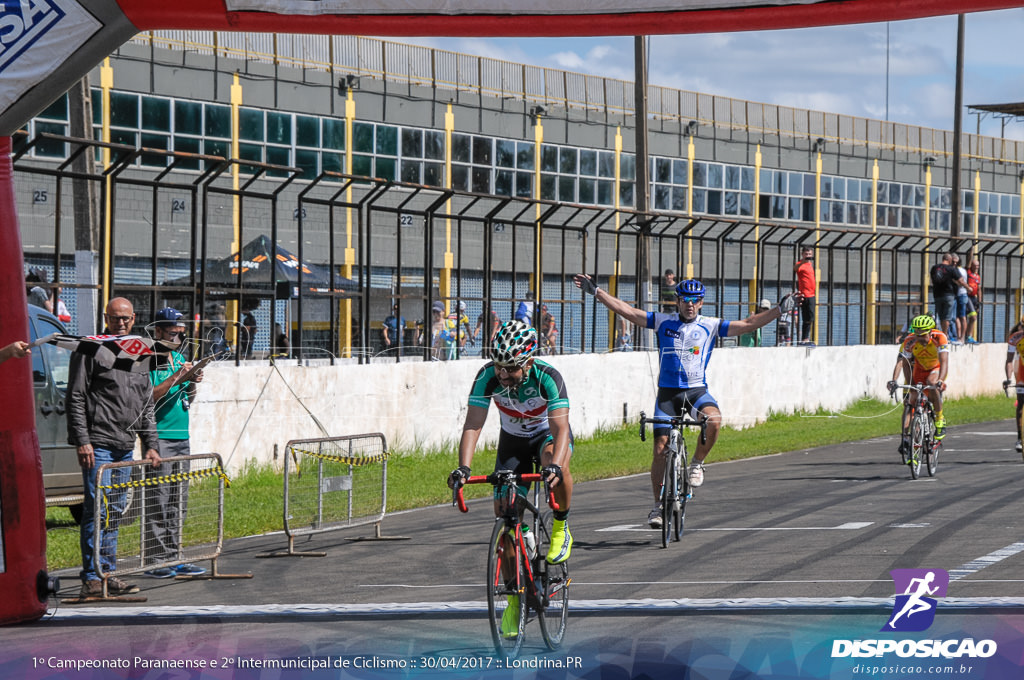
[45,392,1016,569]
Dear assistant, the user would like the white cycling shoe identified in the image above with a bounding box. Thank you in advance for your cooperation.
[687,463,705,488]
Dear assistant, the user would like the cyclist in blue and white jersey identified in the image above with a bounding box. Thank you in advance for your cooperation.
[574,273,795,527]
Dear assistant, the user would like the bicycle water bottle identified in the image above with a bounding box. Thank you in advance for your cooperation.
[522,525,537,560]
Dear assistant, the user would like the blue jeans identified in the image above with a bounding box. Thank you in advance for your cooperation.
[79,446,133,582]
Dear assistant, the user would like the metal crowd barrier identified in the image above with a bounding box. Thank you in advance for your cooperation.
[81,453,250,601]
[261,433,403,558]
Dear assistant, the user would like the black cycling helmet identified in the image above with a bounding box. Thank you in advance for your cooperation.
[675,279,706,299]
[491,320,538,366]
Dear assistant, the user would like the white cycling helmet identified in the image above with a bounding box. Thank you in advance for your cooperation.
[491,320,538,366]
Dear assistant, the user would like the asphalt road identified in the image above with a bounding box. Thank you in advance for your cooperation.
[10,419,1024,678]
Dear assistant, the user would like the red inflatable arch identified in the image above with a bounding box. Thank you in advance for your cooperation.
[1,0,1020,624]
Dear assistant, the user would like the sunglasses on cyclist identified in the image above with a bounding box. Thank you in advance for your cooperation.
[493,363,524,372]
[678,295,703,304]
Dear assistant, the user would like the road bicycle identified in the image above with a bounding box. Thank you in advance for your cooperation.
[639,411,708,548]
[890,383,941,479]
[453,468,569,657]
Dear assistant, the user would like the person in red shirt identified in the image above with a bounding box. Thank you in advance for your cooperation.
[793,245,817,345]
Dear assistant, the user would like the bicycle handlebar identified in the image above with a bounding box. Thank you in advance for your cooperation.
[889,383,942,400]
[638,411,709,445]
[452,472,559,513]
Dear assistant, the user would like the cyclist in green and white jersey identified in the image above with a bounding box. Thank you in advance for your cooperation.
[448,320,574,565]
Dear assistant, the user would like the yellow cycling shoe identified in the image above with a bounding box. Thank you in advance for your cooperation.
[501,594,520,638]
[546,519,573,564]
[934,415,946,440]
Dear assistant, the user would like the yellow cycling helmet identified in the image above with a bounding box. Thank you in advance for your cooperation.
[910,315,936,334]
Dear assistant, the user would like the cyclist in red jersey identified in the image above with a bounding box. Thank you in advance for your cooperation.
[887,315,950,457]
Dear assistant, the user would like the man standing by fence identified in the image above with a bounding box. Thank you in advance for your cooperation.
[144,307,207,578]
[67,297,161,598]
[794,246,817,345]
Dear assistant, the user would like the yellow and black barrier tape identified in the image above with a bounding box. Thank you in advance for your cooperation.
[101,466,231,492]
[288,448,389,467]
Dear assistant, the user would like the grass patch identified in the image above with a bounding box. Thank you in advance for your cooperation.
[46,392,1015,570]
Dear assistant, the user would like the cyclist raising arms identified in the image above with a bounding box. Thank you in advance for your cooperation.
[888,315,950,457]
[1003,316,1024,453]
[448,320,574,564]
[573,273,793,527]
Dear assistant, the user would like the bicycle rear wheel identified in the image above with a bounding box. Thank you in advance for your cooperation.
[926,417,940,476]
[909,412,925,479]
[536,512,569,649]
[673,450,687,542]
[486,520,526,657]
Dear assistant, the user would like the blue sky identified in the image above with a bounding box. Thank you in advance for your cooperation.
[397,8,1024,140]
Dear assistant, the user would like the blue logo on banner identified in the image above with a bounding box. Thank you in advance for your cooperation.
[882,568,949,632]
[0,0,66,72]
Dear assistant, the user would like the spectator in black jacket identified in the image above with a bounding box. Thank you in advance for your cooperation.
[67,297,161,599]
[929,252,966,339]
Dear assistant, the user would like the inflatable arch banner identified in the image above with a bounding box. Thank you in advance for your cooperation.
[1,0,1020,625]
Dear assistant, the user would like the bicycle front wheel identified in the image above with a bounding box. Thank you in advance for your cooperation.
[909,411,925,479]
[661,452,677,548]
[537,512,569,649]
[673,451,687,542]
[486,520,527,657]
[926,421,940,477]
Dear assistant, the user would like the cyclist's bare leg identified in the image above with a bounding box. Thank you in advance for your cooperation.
[924,370,942,414]
[692,405,722,465]
[1016,390,1024,442]
[541,442,572,510]
[651,435,669,503]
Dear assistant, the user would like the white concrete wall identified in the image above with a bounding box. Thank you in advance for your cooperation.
[190,343,1009,474]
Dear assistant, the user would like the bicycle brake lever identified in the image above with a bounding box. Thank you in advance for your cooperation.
[639,411,647,442]
[453,484,468,513]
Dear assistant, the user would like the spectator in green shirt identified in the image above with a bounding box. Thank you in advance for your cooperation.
[739,299,773,347]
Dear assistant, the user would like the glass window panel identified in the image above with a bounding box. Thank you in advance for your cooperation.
[266,146,290,175]
[559,147,577,175]
[352,154,372,177]
[774,171,787,194]
[322,119,344,150]
[495,169,513,196]
[876,181,889,203]
[452,134,470,163]
[831,202,844,224]
[707,163,723,188]
[739,193,753,217]
[831,176,845,200]
[174,101,202,135]
[888,183,901,205]
[109,128,136,147]
[376,125,397,156]
[910,209,922,230]
[471,166,490,193]
[376,157,396,181]
[885,206,898,227]
[425,131,444,160]
[1002,194,1013,214]
[580,149,597,176]
[901,184,915,206]
[788,173,803,196]
[496,139,515,167]
[977,192,989,213]
[821,176,832,199]
[558,176,576,202]
[672,187,687,212]
[693,162,707,187]
[803,174,816,197]
[517,142,535,170]
[91,89,102,126]
[472,136,491,165]
[296,115,319,147]
[741,167,754,192]
[579,178,596,204]
[620,154,635,181]
[1012,195,1021,214]
[451,165,469,191]
[788,197,802,220]
[1002,216,1011,235]
[900,207,912,228]
[859,204,870,225]
[620,181,635,207]
[296,149,318,178]
[962,190,973,210]
[654,185,671,210]
[759,169,773,193]
[675,159,689,185]
[914,185,925,208]
[424,162,443,187]
[110,92,139,128]
[771,196,786,219]
[848,204,860,225]
[267,112,291,145]
[723,191,737,215]
[541,145,558,172]
[141,97,170,132]
[937,212,950,231]
[39,94,68,120]
[598,151,614,178]
[961,213,973,231]
[540,174,556,200]
[725,165,740,190]
[401,128,423,158]
[401,159,421,183]
[140,133,169,167]
[819,200,831,222]
[692,189,706,213]
[173,135,200,159]
[239,108,264,141]
[516,172,533,198]
[239,142,262,162]
[352,122,374,153]
[204,140,228,168]
[34,122,67,157]
[204,104,230,138]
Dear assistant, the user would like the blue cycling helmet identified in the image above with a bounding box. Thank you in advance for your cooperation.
[675,279,706,299]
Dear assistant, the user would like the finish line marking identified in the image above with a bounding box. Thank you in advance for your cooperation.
[596,521,873,533]
[949,542,1024,581]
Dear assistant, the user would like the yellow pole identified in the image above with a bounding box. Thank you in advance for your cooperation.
[530,110,544,318]
[748,144,762,315]
[812,151,821,345]
[1019,171,1024,320]
[921,161,930,314]
[685,132,695,278]
[340,89,356,358]
[440,103,455,313]
[608,126,622,351]
[100,59,113,309]
[227,74,242,348]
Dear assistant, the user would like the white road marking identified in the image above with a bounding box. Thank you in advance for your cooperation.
[949,542,1024,581]
[596,521,873,533]
[888,523,931,528]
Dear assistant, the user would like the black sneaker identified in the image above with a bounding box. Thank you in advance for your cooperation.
[898,440,910,462]
[106,576,140,595]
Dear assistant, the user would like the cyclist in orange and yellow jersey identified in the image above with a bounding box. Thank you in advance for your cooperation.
[1002,317,1024,453]
[887,315,950,457]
